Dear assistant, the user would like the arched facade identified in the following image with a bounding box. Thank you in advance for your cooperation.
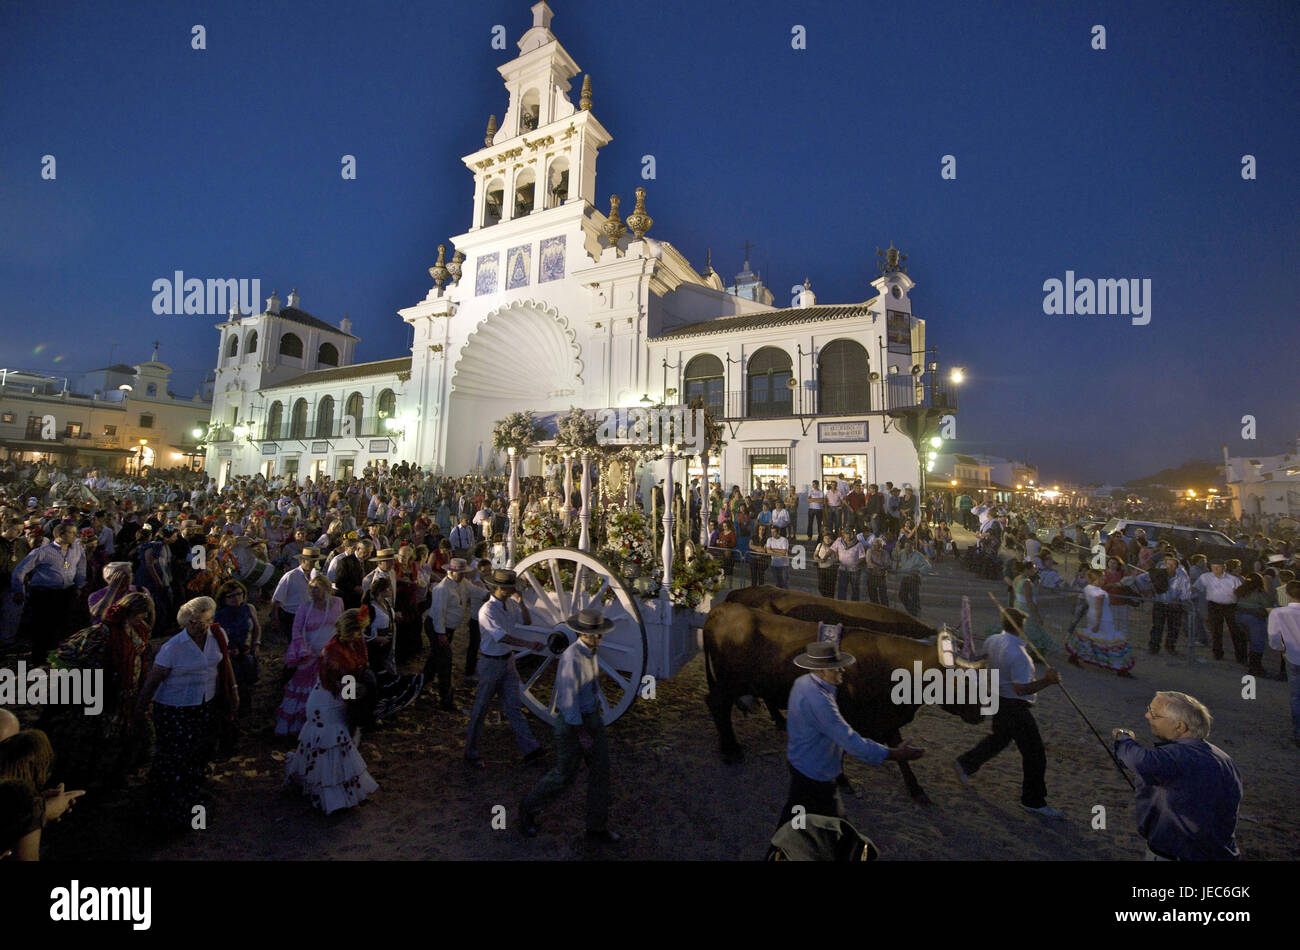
[289,398,308,438]
[246,330,258,355]
[317,342,339,367]
[266,400,283,440]
[316,395,335,437]
[226,336,238,358]
[684,353,725,416]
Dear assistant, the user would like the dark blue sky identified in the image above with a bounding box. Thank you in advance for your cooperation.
[2,0,1297,482]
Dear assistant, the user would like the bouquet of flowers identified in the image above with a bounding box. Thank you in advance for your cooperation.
[667,549,724,609]
[554,407,600,455]
[492,411,544,454]
[602,505,654,569]
[520,511,566,557]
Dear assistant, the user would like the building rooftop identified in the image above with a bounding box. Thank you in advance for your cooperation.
[270,306,360,341]
[651,303,877,340]
[260,356,412,391]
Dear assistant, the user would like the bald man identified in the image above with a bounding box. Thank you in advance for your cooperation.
[0,708,18,742]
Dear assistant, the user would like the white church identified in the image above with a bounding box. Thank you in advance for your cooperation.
[204,2,958,502]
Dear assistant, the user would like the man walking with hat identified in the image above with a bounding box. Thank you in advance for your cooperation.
[424,557,470,711]
[272,546,320,643]
[781,640,924,827]
[520,608,619,842]
[363,548,397,596]
[464,568,545,769]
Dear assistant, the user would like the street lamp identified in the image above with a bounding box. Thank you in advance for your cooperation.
[949,367,965,385]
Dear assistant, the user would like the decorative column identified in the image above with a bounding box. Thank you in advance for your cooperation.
[507,446,520,567]
[662,444,676,587]
[626,455,636,509]
[699,449,711,548]
[563,453,574,530]
[578,452,593,552]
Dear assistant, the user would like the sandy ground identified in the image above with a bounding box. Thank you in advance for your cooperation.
[29,527,1300,861]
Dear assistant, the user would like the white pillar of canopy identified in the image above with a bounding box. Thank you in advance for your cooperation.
[661,446,675,586]
[578,452,592,552]
[562,454,574,530]
[507,447,520,568]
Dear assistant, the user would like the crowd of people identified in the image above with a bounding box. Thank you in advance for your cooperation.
[1,455,1295,861]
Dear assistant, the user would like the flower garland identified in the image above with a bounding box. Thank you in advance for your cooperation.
[667,549,724,609]
[554,407,600,455]
[520,511,566,557]
[492,411,544,454]
[602,505,654,568]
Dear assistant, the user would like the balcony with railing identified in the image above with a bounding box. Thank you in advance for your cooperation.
[255,415,396,442]
[708,374,956,422]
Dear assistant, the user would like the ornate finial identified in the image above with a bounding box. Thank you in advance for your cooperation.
[803,277,811,289]
[428,244,450,290]
[484,114,498,147]
[448,249,464,284]
[601,195,626,246]
[625,186,653,239]
[876,241,908,275]
[579,74,592,111]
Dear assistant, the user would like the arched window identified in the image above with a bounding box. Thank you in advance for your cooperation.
[483,178,505,227]
[246,330,258,355]
[519,88,540,132]
[514,168,536,218]
[376,389,396,421]
[746,347,793,417]
[266,401,284,440]
[317,342,339,367]
[344,392,363,435]
[279,333,303,359]
[818,339,870,413]
[684,353,725,417]
[545,158,569,208]
[289,398,308,438]
[316,395,335,437]
[226,335,239,358]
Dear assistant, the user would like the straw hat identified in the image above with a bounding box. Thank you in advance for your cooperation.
[369,547,396,561]
[793,641,856,670]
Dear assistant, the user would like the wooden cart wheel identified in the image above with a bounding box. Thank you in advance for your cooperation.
[510,547,648,726]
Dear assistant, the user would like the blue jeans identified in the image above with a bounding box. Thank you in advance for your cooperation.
[1289,660,1300,739]
[836,568,860,600]
[771,565,789,589]
[522,711,610,832]
[1238,612,1268,654]
[464,654,540,760]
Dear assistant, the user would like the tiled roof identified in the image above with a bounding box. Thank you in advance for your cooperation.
[276,306,359,340]
[260,357,411,391]
[651,304,876,339]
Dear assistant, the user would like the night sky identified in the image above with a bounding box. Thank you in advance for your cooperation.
[2,0,1296,483]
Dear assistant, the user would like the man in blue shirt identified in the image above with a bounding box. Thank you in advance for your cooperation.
[780,640,923,827]
[520,608,619,842]
[1113,691,1243,860]
[11,521,85,661]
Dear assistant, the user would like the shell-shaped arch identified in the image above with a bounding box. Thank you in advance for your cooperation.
[452,298,583,398]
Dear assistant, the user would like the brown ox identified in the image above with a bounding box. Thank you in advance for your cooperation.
[726,585,939,640]
[702,602,984,803]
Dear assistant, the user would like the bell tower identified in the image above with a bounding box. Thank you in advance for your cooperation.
[463,1,611,230]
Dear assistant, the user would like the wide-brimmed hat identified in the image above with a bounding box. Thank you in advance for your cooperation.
[446,557,470,573]
[1267,554,1288,565]
[488,568,517,589]
[369,547,396,561]
[566,607,615,635]
[794,641,856,670]
[297,546,322,561]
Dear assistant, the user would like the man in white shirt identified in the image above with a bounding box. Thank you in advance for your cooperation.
[424,558,470,711]
[473,504,493,541]
[956,607,1065,819]
[1266,580,1300,746]
[824,484,844,536]
[520,608,619,842]
[1195,561,1246,662]
[362,548,397,595]
[464,568,546,769]
[770,500,791,533]
[806,481,825,541]
[272,548,319,641]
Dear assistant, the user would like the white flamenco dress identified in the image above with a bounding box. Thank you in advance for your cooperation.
[284,674,378,815]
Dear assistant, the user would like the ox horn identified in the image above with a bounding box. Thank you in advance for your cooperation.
[937,628,986,669]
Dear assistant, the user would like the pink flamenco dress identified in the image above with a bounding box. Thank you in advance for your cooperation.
[273,596,343,737]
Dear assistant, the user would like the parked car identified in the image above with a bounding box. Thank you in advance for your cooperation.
[1094,519,1260,566]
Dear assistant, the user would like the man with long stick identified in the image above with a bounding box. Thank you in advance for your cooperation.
[955,606,1065,819]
